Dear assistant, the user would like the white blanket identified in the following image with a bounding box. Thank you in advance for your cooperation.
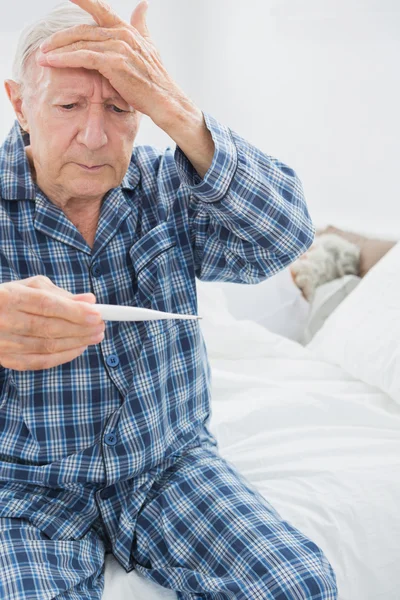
[103,289,400,600]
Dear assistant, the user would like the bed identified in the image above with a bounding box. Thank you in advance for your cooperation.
[102,242,400,600]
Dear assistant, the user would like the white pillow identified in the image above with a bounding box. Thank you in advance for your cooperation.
[196,267,310,342]
[300,275,362,345]
[306,241,400,404]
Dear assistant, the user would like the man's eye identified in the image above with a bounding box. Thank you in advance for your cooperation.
[60,104,125,113]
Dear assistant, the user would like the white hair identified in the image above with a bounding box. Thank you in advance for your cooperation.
[12,1,98,97]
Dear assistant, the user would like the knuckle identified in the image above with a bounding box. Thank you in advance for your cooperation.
[38,293,55,318]
[5,338,24,353]
[89,51,99,65]
[0,313,8,332]
[42,319,54,340]
[99,26,113,39]
[13,313,31,335]
[121,39,134,55]
[114,54,126,68]
[29,275,52,288]
[13,289,26,311]
[43,337,58,354]
[77,24,91,35]
[25,314,37,336]
[0,286,16,312]
[0,286,11,303]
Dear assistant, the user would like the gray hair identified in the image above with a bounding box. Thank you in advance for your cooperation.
[12,1,98,97]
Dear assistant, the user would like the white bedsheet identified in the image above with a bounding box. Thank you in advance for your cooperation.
[103,314,400,600]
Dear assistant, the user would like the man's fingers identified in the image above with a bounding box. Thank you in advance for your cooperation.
[5,311,104,339]
[41,25,116,52]
[18,275,74,298]
[73,293,97,304]
[0,286,102,326]
[21,277,98,306]
[38,48,119,78]
[3,347,89,372]
[18,276,95,303]
[0,330,104,355]
[69,0,122,28]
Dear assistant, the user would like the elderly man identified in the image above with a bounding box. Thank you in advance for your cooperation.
[0,0,337,598]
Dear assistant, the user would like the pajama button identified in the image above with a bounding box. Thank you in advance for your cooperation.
[104,433,117,446]
[91,263,102,278]
[106,354,119,368]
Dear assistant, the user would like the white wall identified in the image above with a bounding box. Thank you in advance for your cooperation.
[1,0,399,239]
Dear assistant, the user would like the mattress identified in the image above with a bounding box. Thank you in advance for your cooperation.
[102,312,400,600]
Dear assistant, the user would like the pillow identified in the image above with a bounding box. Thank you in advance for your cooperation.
[300,275,361,345]
[306,241,400,403]
[196,266,310,342]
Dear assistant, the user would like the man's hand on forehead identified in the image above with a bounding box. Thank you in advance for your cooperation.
[37,0,185,126]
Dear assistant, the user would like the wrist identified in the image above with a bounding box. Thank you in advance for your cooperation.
[152,89,203,139]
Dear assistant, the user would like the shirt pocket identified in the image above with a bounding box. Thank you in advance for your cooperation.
[129,221,179,339]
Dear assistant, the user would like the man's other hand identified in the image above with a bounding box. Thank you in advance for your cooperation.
[0,276,105,371]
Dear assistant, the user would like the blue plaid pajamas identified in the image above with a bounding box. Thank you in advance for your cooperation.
[0,112,337,598]
[0,446,337,599]
[0,516,106,599]
[132,446,337,599]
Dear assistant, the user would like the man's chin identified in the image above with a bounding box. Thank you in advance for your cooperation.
[67,180,111,196]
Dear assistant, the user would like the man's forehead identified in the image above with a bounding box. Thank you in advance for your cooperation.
[54,88,122,101]
[45,69,122,100]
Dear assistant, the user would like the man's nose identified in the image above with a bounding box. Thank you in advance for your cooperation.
[76,106,108,149]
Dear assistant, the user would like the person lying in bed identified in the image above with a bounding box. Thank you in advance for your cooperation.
[0,1,337,599]
[290,225,397,302]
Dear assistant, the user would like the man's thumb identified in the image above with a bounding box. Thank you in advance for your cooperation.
[130,0,150,39]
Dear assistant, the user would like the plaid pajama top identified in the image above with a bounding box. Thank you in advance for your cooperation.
[0,113,315,572]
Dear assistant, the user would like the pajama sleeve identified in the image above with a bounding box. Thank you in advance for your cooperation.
[174,112,316,283]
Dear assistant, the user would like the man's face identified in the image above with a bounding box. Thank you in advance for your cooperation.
[6,52,142,202]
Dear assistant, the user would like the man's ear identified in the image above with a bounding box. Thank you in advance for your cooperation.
[4,79,30,133]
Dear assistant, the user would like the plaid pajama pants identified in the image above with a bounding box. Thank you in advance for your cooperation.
[0,446,338,599]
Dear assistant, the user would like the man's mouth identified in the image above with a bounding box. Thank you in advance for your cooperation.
[77,164,105,171]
